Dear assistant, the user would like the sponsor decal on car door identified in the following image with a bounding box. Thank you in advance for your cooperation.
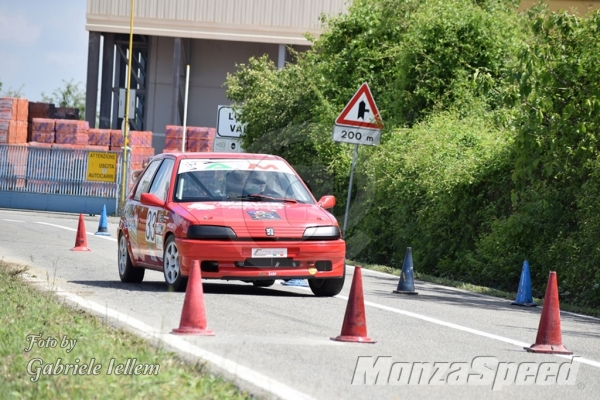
[123,203,140,260]
[140,207,164,265]
[138,157,174,266]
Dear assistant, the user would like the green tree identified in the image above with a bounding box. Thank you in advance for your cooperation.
[41,79,85,119]
[226,0,525,212]
[226,1,600,307]
[479,7,600,306]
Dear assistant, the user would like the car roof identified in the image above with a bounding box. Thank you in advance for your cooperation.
[155,152,284,161]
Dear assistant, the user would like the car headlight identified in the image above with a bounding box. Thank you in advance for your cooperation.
[302,226,340,240]
[187,225,237,240]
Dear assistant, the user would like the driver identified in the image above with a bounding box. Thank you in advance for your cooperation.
[243,171,269,196]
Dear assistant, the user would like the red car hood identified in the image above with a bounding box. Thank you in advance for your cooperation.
[182,201,337,239]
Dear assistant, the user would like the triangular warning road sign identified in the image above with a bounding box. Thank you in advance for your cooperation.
[335,83,383,130]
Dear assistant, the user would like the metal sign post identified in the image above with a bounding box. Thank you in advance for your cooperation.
[119,0,136,213]
[181,64,190,152]
[333,83,383,239]
[342,144,359,238]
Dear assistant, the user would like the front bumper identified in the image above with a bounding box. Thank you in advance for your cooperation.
[176,238,345,280]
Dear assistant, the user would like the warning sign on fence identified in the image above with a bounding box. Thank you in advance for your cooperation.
[87,152,117,182]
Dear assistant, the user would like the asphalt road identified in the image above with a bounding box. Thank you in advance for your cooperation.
[1,208,599,400]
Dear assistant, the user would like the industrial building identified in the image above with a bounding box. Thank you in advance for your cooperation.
[84,0,349,152]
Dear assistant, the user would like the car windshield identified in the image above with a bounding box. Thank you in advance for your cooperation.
[173,158,315,204]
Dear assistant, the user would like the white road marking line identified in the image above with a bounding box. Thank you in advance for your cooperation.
[47,284,317,400]
[30,222,600,370]
[2,219,25,223]
[358,296,600,369]
[36,222,117,242]
[285,280,600,369]
[27,220,318,398]
[350,264,600,322]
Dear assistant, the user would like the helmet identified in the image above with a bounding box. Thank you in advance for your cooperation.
[243,171,268,195]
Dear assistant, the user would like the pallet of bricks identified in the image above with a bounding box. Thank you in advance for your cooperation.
[29,106,91,149]
[110,129,154,190]
[162,125,216,153]
[27,113,54,193]
[27,118,89,193]
[28,104,90,189]
[0,97,29,189]
[28,102,52,142]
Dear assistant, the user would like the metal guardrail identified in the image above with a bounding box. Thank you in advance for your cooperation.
[0,144,122,198]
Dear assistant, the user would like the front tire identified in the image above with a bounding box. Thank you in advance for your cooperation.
[309,266,345,297]
[163,236,188,292]
[118,233,144,283]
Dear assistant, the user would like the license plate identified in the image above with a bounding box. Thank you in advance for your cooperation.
[251,248,287,258]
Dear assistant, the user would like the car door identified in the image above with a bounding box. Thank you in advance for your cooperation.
[130,159,162,263]
[138,158,175,266]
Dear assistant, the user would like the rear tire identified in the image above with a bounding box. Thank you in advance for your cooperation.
[309,266,345,297]
[118,233,144,283]
[163,236,188,292]
[252,280,275,287]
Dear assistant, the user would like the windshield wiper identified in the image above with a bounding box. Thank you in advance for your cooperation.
[234,194,297,203]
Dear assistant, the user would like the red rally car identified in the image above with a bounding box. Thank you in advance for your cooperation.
[118,152,346,296]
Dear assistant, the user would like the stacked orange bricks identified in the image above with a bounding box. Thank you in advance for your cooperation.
[163,125,216,153]
[0,97,28,144]
[28,102,55,141]
[54,120,89,149]
[0,98,28,189]
[30,119,90,149]
[110,130,155,171]
[88,128,111,150]
[30,119,55,147]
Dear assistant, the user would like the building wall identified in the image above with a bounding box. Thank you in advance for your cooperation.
[86,0,349,45]
[146,37,283,150]
[85,0,347,151]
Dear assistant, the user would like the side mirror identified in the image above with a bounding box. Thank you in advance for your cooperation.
[317,195,336,209]
[140,193,165,208]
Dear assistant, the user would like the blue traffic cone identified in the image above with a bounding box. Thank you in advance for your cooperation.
[94,204,111,236]
[511,260,537,307]
[393,247,418,295]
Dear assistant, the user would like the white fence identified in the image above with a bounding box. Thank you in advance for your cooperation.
[0,144,124,214]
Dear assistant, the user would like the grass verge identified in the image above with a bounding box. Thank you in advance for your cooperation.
[348,259,600,319]
[0,261,251,400]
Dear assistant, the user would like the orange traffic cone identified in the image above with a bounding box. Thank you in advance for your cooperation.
[171,260,215,336]
[524,271,572,354]
[71,214,91,252]
[331,266,376,343]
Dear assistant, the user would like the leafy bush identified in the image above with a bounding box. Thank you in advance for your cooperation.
[226,0,524,212]
[226,1,600,307]
[477,8,600,306]
[356,107,514,274]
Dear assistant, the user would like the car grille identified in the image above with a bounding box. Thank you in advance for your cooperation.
[241,258,297,267]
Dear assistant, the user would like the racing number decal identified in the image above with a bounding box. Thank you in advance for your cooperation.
[145,209,157,242]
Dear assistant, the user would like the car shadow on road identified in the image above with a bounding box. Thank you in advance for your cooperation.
[69,280,313,297]
[203,282,313,297]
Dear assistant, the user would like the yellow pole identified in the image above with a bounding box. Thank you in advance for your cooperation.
[120,0,135,211]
